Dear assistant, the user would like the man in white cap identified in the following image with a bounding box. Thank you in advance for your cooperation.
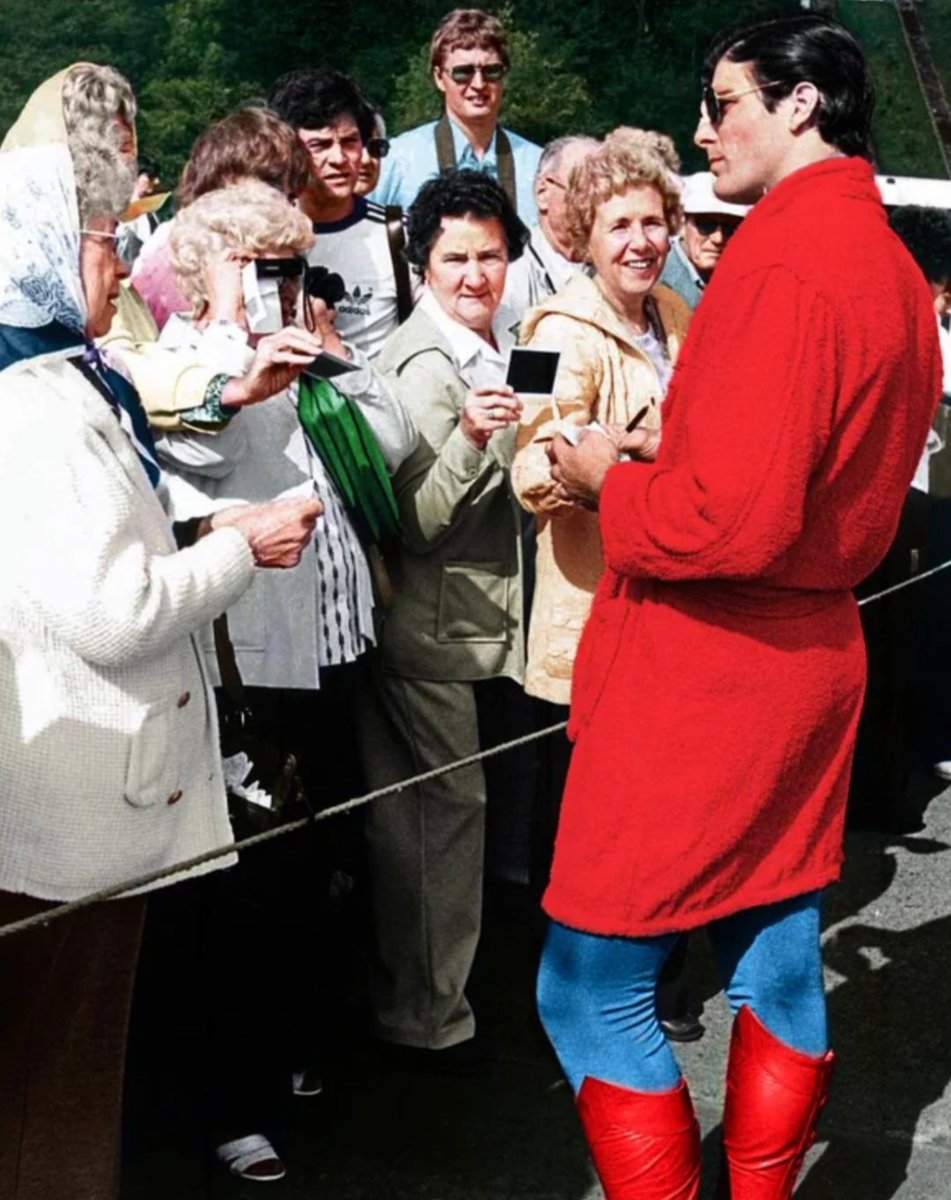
[660,171,748,309]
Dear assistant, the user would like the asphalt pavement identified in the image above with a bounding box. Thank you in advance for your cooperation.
[121,768,951,1200]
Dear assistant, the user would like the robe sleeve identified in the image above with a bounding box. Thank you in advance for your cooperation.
[599,266,837,581]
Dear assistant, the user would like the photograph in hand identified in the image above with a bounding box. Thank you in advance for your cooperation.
[505,347,560,395]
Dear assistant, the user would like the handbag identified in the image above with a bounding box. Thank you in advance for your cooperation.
[213,614,313,840]
[297,373,401,546]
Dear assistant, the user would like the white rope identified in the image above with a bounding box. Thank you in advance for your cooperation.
[4,553,951,942]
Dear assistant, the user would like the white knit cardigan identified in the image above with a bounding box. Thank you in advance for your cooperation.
[0,350,255,901]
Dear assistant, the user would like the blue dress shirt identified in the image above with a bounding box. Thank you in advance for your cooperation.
[370,115,542,222]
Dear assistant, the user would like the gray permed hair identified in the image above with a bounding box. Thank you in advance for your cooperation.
[62,63,138,225]
[536,135,600,184]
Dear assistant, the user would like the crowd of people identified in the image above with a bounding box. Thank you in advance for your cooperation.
[0,8,949,1200]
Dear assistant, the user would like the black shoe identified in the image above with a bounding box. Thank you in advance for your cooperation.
[659,1015,705,1043]
[375,1036,492,1078]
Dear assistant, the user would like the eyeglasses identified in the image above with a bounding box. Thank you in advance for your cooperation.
[445,62,507,85]
[542,174,568,191]
[689,215,740,238]
[367,136,390,159]
[701,79,785,127]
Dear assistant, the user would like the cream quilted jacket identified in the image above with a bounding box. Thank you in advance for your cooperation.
[513,274,691,703]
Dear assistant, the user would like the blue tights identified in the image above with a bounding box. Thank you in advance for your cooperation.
[537,891,826,1094]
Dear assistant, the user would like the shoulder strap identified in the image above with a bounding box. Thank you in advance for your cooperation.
[435,114,517,209]
[527,239,556,296]
[384,205,414,325]
[494,126,517,210]
[435,114,456,176]
[213,612,246,712]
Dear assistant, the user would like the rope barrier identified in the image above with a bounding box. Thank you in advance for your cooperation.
[4,553,951,943]
[0,720,568,941]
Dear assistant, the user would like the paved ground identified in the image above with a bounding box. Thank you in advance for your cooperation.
[122,768,951,1200]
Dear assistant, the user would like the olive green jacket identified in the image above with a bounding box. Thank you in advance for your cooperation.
[377,307,524,683]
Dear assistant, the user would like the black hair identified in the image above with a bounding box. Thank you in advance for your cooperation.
[889,205,951,287]
[268,68,375,143]
[702,14,875,159]
[137,153,160,180]
[404,168,528,273]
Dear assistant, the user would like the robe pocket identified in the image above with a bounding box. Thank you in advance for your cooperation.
[124,696,206,808]
[437,561,509,643]
[568,577,630,738]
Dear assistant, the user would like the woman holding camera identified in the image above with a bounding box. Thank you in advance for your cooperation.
[156,179,416,1181]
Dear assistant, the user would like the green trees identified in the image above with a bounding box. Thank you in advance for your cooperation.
[0,0,946,184]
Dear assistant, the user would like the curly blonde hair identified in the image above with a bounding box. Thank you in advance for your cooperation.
[603,126,681,174]
[170,180,315,310]
[565,141,683,261]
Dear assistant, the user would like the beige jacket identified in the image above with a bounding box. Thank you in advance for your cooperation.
[512,274,691,703]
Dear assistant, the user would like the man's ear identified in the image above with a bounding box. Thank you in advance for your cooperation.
[433,65,446,97]
[787,80,822,135]
[535,175,549,216]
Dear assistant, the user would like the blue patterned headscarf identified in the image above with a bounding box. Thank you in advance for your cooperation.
[0,142,87,334]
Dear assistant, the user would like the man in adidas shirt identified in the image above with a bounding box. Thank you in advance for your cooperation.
[270,69,412,360]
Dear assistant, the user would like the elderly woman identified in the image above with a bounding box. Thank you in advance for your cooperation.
[131,105,315,333]
[512,142,694,1033]
[361,168,527,1067]
[155,177,417,1179]
[0,66,318,1200]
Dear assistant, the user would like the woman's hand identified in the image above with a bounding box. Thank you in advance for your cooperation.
[211,495,323,568]
[613,425,662,462]
[203,249,246,325]
[461,385,523,451]
[547,428,620,509]
[303,295,351,362]
[221,326,325,407]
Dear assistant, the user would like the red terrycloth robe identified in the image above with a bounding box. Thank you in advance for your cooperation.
[544,158,942,937]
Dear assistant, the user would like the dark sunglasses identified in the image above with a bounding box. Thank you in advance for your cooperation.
[689,215,739,238]
[446,62,507,84]
[367,136,390,159]
[701,79,785,127]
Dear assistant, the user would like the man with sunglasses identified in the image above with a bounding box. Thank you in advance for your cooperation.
[659,171,748,310]
[371,8,542,222]
[538,14,942,1199]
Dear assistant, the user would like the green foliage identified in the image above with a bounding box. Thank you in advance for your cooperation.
[837,0,946,177]
[0,0,946,184]
[917,0,951,114]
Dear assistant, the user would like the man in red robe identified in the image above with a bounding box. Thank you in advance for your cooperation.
[538,13,942,1199]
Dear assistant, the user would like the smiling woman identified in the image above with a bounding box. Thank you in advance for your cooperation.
[511,135,691,883]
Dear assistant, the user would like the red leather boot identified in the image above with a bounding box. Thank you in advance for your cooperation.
[717,1005,835,1199]
[576,1075,701,1199]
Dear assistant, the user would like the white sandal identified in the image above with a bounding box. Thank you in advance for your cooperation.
[215,1133,286,1182]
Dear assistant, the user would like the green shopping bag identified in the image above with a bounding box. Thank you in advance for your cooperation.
[297,373,401,546]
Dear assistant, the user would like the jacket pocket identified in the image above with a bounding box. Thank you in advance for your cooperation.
[124,693,207,808]
[436,561,510,643]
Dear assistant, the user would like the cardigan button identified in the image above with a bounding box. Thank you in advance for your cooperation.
[167,790,183,805]
[177,691,191,708]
